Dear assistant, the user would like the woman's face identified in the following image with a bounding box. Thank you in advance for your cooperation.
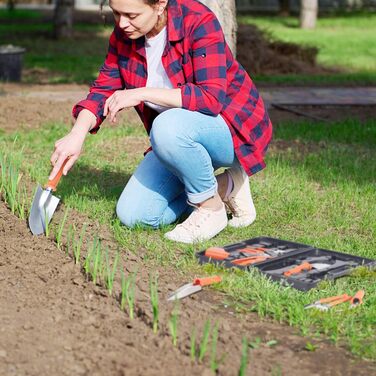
[109,0,162,39]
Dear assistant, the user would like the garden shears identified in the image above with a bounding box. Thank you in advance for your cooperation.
[167,276,222,301]
[304,290,365,311]
[28,159,68,235]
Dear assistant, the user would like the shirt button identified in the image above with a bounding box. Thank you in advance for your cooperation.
[201,53,206,58]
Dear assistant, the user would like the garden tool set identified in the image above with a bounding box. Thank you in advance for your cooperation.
[196,237,375,291]
[304,290,365,311]
[28,159,68,235]
[167,276,222,301]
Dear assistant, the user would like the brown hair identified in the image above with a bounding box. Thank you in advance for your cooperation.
[101,0,160,9]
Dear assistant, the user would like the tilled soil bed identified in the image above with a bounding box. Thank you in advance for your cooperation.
[1,199,376,376]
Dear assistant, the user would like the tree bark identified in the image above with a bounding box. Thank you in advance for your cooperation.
[54,0,75,39]
[300,0,318,29]
[199,0,237,57]
[278,0,290,17]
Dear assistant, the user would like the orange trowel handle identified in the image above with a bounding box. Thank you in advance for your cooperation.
[283,262,312,277]
[45,158,69,191]
[193,276,222,286]
[204,247,229,260]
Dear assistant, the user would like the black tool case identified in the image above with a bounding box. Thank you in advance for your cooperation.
[196,236,376,291]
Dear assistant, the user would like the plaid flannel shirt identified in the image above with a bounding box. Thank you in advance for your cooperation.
[73,0,272,176]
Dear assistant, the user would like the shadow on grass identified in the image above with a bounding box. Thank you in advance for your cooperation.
[270,119,376,188]
[57,162,131,205]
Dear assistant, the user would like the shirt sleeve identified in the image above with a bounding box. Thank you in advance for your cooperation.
[180,13,227,117]
[72,28,123,133]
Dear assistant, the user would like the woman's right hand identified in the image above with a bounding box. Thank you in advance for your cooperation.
[49,109,97,180]
[49,129,86,180]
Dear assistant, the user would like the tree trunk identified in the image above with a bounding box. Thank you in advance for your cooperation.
[278,0,290,17]
[7,0,15,11]
[199,0,237,57]
[54,0,75,39]
[300,0,318,29]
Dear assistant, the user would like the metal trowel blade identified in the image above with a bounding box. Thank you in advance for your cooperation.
[28,185,60,235]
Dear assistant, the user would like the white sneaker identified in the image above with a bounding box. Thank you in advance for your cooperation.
[223,165,256,228]
[164,202,228,244]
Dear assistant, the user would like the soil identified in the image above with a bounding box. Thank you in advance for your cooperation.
[237,24,333,76]
[1,84,376,375]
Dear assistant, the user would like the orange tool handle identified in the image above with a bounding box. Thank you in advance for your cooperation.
[283,262,312,277]
[327,295,352,307]
[45,158,69,191]
[318,294,350,304]
[237,247,266,255]
[193,276,222,286]
[246,246,266,252]
[232,256,268,266]
[350,290,365,306]
[204,247,229,260]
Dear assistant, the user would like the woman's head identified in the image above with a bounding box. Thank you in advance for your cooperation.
[108,0,168,39]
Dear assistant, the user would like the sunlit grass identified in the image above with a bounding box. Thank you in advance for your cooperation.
[0,117,375,359]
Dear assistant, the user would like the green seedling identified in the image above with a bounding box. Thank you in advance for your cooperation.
[190,327,197,361]
[198,319,211,362]
[0,153,27,219]
[121,268,137,319]
[249,336,262,349]
[43,207,50,238]
[266,339,278,347]
[84,236,97,277]
[149,274,159,334]
[66,223,75,256]
[104,249,119,295]
[210,322,219,373]
[169,301,179,347]
[305,341,318,352]
[92,241,102,285]
[238,337,249,376]
[73,223,87,265]
[56,206,70,250]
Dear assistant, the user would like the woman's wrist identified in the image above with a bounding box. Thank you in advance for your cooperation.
[71,109,97,136]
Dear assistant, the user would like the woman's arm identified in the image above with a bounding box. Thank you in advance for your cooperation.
[104,87,182,123]
[49,109,97,180]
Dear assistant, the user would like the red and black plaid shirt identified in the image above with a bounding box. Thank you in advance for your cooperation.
[73,0,272,176]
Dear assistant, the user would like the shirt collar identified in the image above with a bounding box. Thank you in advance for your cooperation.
[166,0,184,42]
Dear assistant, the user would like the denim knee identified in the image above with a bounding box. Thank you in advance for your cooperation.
[150,109,192,158]
[116,199,162,229]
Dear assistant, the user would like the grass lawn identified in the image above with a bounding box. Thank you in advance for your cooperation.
[239,11,376,85]
[1,9,376,84]
[0,9,111,83]
[1,116,375,360]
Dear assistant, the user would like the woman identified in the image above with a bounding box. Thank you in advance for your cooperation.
[49,0,272,244]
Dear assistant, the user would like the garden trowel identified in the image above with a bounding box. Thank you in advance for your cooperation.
[28,159,68,235]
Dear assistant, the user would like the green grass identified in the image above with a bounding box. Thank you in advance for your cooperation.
[1,116,376,358]
[1,116,375,359]
[1,9,375,84]
[238,12,376,84]
[0,11,112,84]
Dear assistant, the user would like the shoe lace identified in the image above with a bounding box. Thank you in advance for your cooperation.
[180,204,211,232]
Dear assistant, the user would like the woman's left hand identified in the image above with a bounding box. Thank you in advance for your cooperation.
[104,88,143,123]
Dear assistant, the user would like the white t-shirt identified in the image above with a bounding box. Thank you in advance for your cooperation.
[144,26,174,113]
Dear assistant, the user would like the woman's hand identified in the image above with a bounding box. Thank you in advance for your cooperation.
[49,109,96,180]
[49,129,86,180]
[104,88,143,123]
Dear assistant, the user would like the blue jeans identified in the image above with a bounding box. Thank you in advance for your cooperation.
[116,108,236,228]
